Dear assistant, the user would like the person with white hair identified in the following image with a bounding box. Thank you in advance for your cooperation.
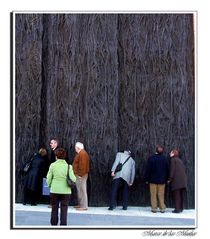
[72,142,90,210]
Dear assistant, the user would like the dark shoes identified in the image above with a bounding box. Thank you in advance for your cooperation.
[172,209,182,213]
[22,202,37,206]
[108,206,116,210]
[108,206,114,210]
[108,206,127,210]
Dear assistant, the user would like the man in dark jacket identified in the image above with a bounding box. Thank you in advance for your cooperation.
[47,138,59,208]
[50,138,59,164]
[145,145,169,213]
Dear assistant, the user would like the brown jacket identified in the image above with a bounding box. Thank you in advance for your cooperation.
[73,149,90,176]
[169,157,187,191]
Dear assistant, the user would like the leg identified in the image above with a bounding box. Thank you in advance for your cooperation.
[50,193,59,225]
[172,189,182,212]
[30,190,37,205]
[60,194,70,225]
[79,174,88,209]
[109,178,120,209]
[22,187,28,205]
[22,178,29,204]
[157,184,166,212]
[121,178,129,210]
[180,188,185,211]
[150,184,158,212]
[75,176,83,207]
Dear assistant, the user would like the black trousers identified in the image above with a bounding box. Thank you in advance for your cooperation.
[110,177,129,208]
[50,193,70,225]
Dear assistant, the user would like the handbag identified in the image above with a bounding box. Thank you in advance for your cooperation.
[114,156,131,174]
[22,155,34,173]
[66,165,76,188]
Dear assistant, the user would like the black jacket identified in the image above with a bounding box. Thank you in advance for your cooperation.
[144,153,169,184]
[24,153,46,191]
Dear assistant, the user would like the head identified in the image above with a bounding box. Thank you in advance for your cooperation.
[170,149,179,158]
[124,150,131,155]
[54,148,67,160]
[38,148,47,157]
[155,145,164,154]
[75,142,84,153]
[50,138,59,150]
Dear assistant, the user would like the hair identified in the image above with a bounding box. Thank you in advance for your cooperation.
[156,145,164,154]
[54,148,67,159]
[38,148,47,156]
[75,142,84,150]
[171,149,179,157]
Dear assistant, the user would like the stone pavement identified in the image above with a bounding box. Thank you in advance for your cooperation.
[13,203,196,229]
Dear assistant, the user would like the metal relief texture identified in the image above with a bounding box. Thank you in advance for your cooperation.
[15,13,195,207]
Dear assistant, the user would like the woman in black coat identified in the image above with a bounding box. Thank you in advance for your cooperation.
[168,149,187,213]
[22,148,48,205]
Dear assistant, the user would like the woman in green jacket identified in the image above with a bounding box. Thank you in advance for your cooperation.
[47,148,76,225]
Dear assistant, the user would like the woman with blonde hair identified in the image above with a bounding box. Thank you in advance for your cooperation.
[22,148,48,206]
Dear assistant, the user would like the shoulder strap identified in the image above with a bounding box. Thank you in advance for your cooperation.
[122,156,131,166]
[67,164,69,175]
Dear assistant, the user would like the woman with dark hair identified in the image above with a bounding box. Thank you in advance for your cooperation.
[168,149,187,213]
[47,148,76,226]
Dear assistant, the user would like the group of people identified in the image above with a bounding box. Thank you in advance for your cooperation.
[22,139,90,226]
[21,141,187,226]
[144,146,187,214]
[109,146,187,215]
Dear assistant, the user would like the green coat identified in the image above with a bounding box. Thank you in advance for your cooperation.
[47,159,76,194]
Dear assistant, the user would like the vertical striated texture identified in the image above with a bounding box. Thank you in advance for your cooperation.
[15,14,43,200]
[117,14,195,206]
[40,14,119,204]
[15,13,195,207]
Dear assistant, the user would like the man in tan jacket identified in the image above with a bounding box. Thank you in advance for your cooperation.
[72,142,90,210]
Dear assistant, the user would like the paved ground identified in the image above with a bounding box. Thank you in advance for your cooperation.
[13,203,196,229]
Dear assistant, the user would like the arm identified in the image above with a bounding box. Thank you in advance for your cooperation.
[168,158,175,182]
[129,160,136,185]
[69,165,77,182]
[111,153,121,176]
[46,164,53,187]
[77,152,90,176]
